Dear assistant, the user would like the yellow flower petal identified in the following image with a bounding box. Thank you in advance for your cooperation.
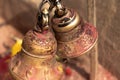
[11,39,22,57]
[57,65,63,73]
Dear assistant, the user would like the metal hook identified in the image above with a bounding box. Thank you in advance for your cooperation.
[36,9,49,32]
[39,0,50,13]
[49,0,67,17]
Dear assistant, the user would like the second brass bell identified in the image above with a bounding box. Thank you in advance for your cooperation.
[51,3,98,58]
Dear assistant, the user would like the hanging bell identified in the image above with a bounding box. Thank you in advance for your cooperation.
[9,9,64,80]
[51,0,98,58]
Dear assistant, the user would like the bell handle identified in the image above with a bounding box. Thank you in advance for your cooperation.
[35,9,49,32]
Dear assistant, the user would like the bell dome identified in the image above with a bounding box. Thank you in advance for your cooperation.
[22,29,57,57]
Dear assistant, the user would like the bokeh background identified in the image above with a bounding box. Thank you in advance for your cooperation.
[0,0,120,80]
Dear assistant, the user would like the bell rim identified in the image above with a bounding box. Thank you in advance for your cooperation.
[57,35,98,58]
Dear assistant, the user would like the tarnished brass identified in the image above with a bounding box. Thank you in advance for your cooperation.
[52,8,98,58]
[9,29,64,80]
[9,0,99,79]
[52,9,80,32]
[22,30,57,56]
[9,8,64,80]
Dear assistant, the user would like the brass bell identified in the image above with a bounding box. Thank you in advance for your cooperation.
[9,8,64,80]
[9,0,98,80]
[51,0,98,58]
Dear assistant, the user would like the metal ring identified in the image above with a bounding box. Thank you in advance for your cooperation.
[22,47,54,59]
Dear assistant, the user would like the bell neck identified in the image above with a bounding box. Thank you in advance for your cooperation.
[49,0,80,32]
[52,9,81,33]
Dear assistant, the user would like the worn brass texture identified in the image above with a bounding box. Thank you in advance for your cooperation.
[52,9,98,58]
[9,29,64,80]
[52,9,80,32]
